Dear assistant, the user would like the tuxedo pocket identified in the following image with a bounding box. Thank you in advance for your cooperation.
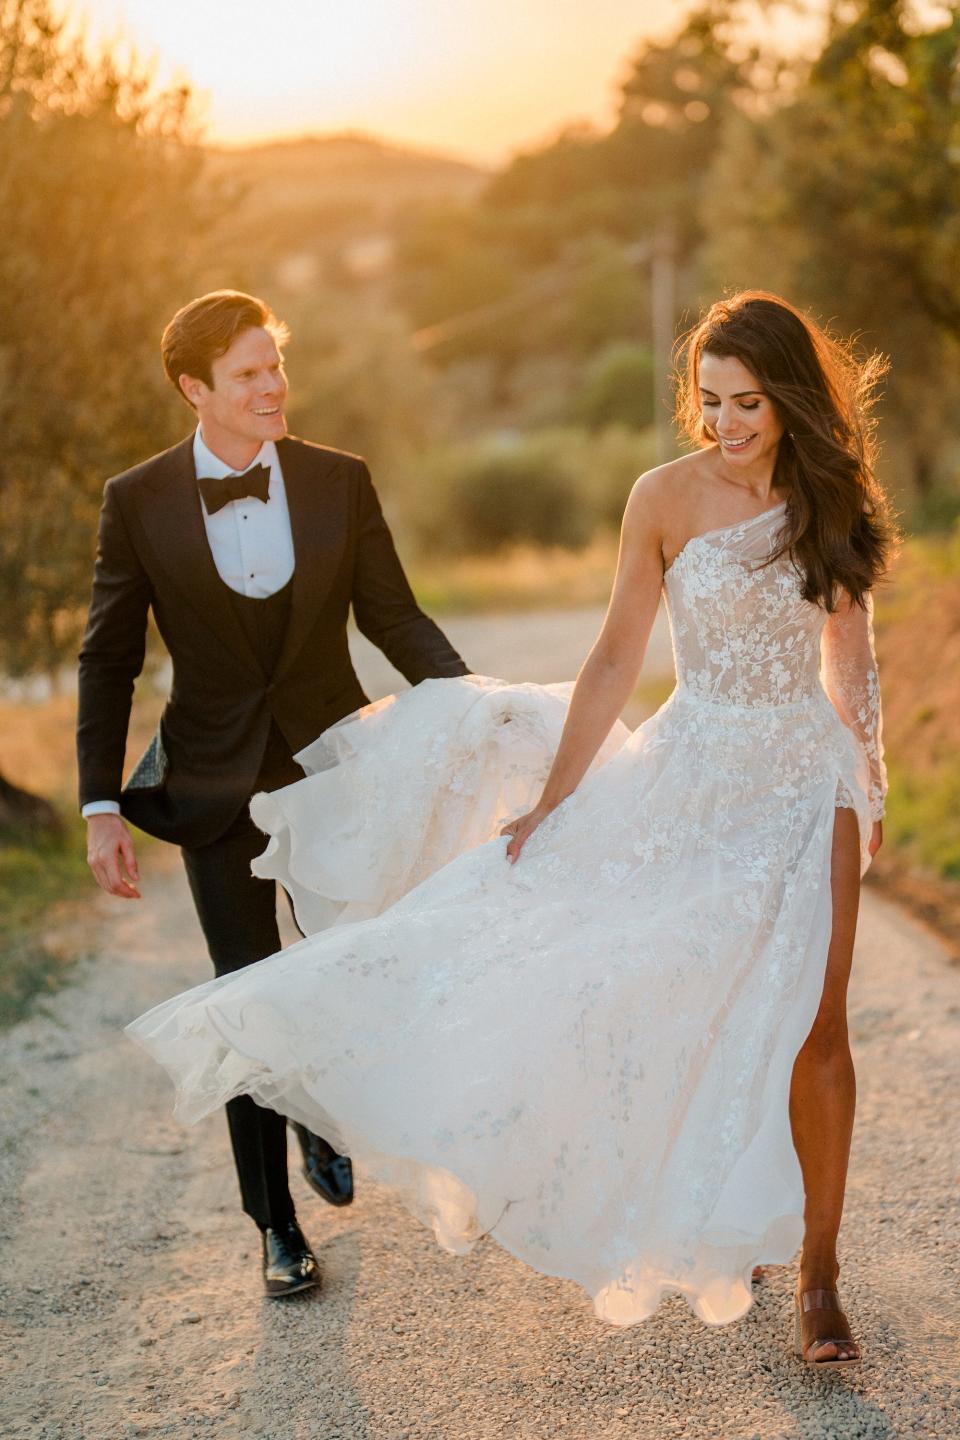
[123,728,169,793]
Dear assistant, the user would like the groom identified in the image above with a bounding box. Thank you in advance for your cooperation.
[77,290,468,1296]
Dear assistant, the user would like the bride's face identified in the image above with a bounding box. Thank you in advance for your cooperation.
[697,352,785,472]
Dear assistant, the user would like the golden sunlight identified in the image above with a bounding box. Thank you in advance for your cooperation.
[69,0,692,159]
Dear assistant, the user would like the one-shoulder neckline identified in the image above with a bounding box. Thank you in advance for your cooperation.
[663,500,788,576]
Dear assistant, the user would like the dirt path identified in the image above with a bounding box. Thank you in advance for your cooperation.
[349,603,673,712]
[2,610,958,1440]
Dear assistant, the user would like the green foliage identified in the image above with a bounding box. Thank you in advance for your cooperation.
[4,0,960,689]
[422,434,593,553]
[288,315,448,485]
[389,3,781,431]
[203,134,483,292]
[388,0,960,508]
[0,0,216,678]
[576,343,656,432]
[566,240,648,356]
[585,425,663,529]
[884,759,960,879]
[0,814,91,1027]
[871,522,960,881]
[394,204,521,332]
[902,479,960,535]
[601,1,776,257]
[409,426,657,554]
[704,0,960,498]
[406,536,619,616]
[484,4,764,259]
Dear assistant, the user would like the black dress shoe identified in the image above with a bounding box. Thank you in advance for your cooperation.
[292,1122,354,1208]
[261,1219,321,1298]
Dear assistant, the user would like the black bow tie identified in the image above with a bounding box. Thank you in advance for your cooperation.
[198,463,271,516]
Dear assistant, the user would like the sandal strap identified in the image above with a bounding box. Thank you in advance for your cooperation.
[797,1290,858,1359]
[798,1288,844,1315]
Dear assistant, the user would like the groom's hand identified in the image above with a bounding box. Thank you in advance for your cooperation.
[86,814,141,899]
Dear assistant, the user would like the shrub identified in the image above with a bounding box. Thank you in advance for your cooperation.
[409,426,659,554]
[576,342,656,432]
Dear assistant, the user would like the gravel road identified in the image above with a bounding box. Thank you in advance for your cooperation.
[1,608,958,1440]
[348,603,673,708]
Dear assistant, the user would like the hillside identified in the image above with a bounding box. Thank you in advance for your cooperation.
[208,132,487,204]
[200,132,488,297]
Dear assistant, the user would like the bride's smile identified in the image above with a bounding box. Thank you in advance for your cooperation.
[698,350,787,491]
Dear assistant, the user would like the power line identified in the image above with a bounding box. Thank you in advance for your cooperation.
[411,234,677,462]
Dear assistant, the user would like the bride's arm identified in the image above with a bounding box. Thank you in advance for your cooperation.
[820,587,886,857]
[503,474,666,863]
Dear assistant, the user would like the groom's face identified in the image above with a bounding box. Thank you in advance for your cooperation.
[184,326,289,455]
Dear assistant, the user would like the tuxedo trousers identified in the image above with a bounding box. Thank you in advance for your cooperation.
[179,576,313,1228]
[180,740,305,1231]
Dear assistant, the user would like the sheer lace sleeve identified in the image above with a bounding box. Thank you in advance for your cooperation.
[820,591,887,821]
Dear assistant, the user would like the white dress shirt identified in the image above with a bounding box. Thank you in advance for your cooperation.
[82,429,297,818]
[193,429,295,597]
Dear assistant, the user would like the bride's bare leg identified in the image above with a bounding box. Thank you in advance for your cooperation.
[788,805,861,1362]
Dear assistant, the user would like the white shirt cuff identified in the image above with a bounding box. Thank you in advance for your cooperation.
[82,801,122,818]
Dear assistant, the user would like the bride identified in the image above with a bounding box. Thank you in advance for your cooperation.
[128,291,895,1366]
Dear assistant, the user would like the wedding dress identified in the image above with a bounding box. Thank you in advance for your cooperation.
[127,501,886,1327]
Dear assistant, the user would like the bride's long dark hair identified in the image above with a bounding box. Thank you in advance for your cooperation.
[675,291,897,610]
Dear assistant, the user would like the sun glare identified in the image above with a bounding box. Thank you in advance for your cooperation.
[68,0,691,160]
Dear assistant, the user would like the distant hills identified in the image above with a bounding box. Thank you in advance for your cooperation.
[200,132,489,298]
[207,131,488,203]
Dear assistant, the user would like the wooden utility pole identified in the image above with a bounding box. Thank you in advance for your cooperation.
[651,225,677,466]
[413,233,678,464]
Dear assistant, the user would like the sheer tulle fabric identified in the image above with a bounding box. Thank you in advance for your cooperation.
[127,505,886,1327]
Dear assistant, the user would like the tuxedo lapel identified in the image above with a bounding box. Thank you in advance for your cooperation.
[134,437,265,677]
[273,437,350,681]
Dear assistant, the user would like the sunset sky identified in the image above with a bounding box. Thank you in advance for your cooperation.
[68,0,697,162]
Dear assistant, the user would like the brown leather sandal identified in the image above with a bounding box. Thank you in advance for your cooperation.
[795,1288,862,1368]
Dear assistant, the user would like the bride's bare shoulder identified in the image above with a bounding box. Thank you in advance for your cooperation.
[625,455,704,551]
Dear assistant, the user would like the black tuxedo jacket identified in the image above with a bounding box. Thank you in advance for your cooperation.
[77,434,468,848]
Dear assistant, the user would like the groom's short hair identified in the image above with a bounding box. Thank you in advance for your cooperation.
[161,290,290,395]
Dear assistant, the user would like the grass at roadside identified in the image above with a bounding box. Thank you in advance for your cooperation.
[0,817,94,1028]
[0,683,165,1028]
[883,760,960,880]
[409,535,619,614]
[872,524,960,885]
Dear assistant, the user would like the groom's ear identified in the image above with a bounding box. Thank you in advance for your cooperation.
[178,373,206,410]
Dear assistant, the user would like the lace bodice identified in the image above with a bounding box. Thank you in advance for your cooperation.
[663,503,886,819]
